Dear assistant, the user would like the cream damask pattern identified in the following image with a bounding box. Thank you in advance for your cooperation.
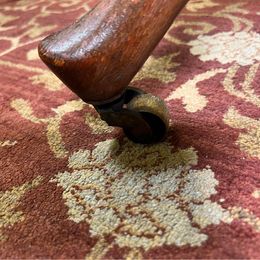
[27,49,39,61]
[51,139,230,254]
[11,98,114,158]
[0,177,43,241]
[184,3,254,32]
[165,20,216,46]
[11,99,84,158]
[0,0,259,257]
[29,71,64,91]
[133,53,180,83]
[0,13,18,27]
[252,190,260,199]
[0,1,90,57]
[223,63,260,107]
[165,2,253,47]
[0,60,63,92]
[188,31,260,66]
[26,45,63,91]
[85,113,114,134]
[0,140,17,147]
[0,0,92,93]
[223,107,260,159]
[227,207,260,232]
[166,68,226,112]
[186,0,219,12]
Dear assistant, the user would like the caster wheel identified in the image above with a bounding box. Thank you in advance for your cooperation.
[124,93,169,144]
[95,87,170,144]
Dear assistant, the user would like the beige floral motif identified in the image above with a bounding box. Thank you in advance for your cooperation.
[213,4,253,32]
[29,71,64,91]
[223,107,260,159]
[0,140,17,147]
[11,99,84,158]
[2,0,46,11]
[0,0,90,57]
[0,59,64,92]
[184,3,253,33]
[25,23,56,39]
[86,237,114,260]
[226,207,260,232]
[223,63,260,107]
[188,31,260,66]
[0,13,18,27]
[186,0,219,12]
[85,113,113,135]
[11,99,114,158]
[11,99,47,124]
[189,200,228,228]
[166,68,226,112]
[2,0,90,14]
[252,190,260,199]
[133,54,179,83]
[174,21,216,36]
[52,139,230,254]
[165,21,216,46]
[0,177,43,241]
[27,49,39,61]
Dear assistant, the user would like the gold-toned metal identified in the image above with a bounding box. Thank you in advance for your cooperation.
[127,94,170,132]
[95,88,169,144]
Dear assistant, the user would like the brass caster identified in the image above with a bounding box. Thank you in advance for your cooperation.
[95,87,169,144]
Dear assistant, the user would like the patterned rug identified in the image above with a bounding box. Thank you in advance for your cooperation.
[0,0,259,258]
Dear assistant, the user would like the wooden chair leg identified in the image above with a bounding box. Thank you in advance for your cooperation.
[38,0,189,143]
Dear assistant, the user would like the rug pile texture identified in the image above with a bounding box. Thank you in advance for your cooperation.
[0,0,259,258]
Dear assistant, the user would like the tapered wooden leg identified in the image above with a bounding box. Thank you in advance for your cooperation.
[38,0,189,143]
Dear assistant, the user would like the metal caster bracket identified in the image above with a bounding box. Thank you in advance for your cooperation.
[94,87,169,144]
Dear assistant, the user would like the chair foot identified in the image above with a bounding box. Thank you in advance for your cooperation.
[95,87,169,144]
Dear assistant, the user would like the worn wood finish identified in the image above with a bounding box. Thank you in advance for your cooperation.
[39,0,189,105]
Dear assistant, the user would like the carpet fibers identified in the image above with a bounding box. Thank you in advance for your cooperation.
[0,0,259,258]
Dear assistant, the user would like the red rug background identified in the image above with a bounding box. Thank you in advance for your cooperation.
[0,0,259,259]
